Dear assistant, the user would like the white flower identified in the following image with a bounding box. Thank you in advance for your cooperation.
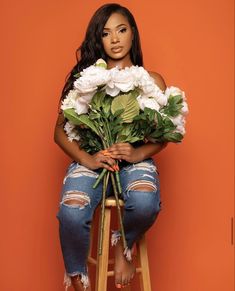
[137,95,160,111]
[139,75,156,95]
[61,89,79,110]
[64,121,80,142]
[175,125,186,135]
[129,66,147,86]
[61,89,93,115]
[165,86,186,100]
[74,65,111,93]
[171,114,185,126]
[170,115,186,135]
[74,93,93,115]
[106,67,135,96]
[145,88,168,107]
[181,101,189,116]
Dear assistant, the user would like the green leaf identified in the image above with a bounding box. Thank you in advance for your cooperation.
[113,108,124,118]
[118,135,141,143]
[102,97,112,117]
[89,112,101,120]
[160,94,184,117]
[73,72,81,78]
[163,117,175,128]
[149,129,164,138]
[64,108,82,125]
[156,111,164,127]
[74,114,100,135]
[163,132,183,142]
[111,125,124,135]
[111,93,139,123]
[90,91,106,110]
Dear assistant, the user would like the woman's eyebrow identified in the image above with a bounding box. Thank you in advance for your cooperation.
[103,24,127,30]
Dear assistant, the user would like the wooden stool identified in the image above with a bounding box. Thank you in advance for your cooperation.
[88,196,152,291]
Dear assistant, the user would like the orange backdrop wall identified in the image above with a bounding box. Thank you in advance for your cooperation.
[1,0,234,290]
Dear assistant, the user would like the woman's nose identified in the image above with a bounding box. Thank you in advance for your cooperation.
[111,32,119,43]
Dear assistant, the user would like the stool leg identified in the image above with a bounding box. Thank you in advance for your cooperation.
[137,236,152,291]
[96,207,111,291]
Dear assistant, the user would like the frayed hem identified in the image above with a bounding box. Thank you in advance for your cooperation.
[111,230,121,246]
[64,271,89,291]
[124,247,132,262]
[111,230,133,262]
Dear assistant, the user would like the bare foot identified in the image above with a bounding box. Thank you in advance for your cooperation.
[71,275,91,291]
[114,240,136,288]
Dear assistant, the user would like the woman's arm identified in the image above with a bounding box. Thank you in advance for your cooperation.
[54,112,116,171]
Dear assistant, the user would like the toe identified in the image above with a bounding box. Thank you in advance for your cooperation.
[121,276,129,288]
[115,271,122,289]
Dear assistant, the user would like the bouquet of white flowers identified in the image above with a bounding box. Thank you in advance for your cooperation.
[61,59,189,253]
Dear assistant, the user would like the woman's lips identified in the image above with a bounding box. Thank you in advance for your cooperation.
[111,46,123,53]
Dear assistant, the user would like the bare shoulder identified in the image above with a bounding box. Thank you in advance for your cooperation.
[148,71,167,91]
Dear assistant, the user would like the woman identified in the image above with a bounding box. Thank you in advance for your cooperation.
[54,3,168,291]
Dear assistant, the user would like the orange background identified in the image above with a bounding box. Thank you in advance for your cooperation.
[1,0,234,290]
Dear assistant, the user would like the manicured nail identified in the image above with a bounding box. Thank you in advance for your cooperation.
[115,165,119,171]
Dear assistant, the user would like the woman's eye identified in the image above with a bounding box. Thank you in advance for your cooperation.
[102,32,109,37]
[119,28,127,33]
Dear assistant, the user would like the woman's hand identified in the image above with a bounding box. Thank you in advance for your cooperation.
[106,143,142,164]
[82,150,117,172]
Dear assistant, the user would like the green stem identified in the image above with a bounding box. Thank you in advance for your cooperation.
[110,173,127,250]
[101,116,112,147]
[115,170,122,195]
[98,171,110,255]
[93,168,107,189]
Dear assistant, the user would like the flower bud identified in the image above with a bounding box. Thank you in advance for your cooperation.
[95,58,107,69]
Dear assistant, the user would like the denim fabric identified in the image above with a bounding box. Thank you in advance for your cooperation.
[56,158,161,289]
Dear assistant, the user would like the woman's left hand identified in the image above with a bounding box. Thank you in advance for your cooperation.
[105,143,142,163]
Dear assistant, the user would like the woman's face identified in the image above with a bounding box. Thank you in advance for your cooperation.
[102,13,133,62]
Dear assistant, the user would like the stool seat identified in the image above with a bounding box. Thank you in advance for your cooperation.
[88,196,152,291]
[105,196,124,207]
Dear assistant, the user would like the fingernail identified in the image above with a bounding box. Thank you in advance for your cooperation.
[116,284,122,288]
[116,165,120,171]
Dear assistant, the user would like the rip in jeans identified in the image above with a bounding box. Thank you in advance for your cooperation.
[61,191,91,209]
[63,165,98,184]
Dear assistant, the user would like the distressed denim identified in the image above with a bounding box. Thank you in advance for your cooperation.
[56,158,161,290]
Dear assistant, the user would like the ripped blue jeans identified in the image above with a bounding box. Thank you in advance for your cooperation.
[56,158,162,290]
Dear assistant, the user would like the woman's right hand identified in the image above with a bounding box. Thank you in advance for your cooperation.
[82,150,117,172]
[54,113,117,172]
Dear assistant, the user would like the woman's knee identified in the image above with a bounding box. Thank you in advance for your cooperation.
[56,190,92,227]
[125,185,161,220]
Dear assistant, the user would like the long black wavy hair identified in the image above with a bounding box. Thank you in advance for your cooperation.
[59,3,143,109]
